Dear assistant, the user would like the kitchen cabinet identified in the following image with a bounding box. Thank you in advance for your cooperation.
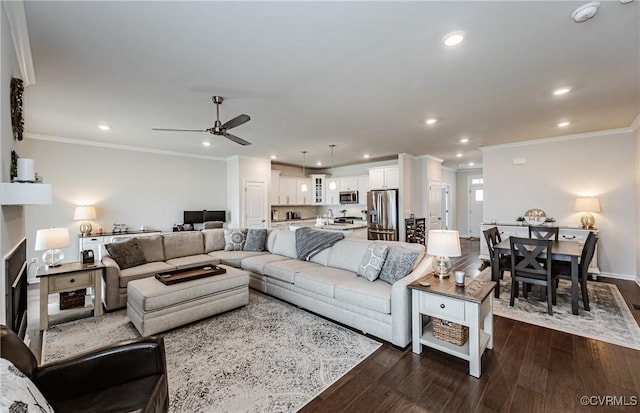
[326,177,340,205]
[310,174,326,205]
[478,224,600,275]
[296,178,312,205]
[270,171,281,205]
[338,176,358,192]
[357,175,369,205]
[278,177,297,205]
[368,165,399,189]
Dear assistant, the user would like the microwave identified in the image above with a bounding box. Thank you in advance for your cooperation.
[339,191,359,204]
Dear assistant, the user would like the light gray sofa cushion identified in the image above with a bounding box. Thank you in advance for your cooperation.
[378,245,420,284]
[270,230,297,259]
[136,235,165,263]
[334,277,391,313]
[309,248,330,266]
[165,254,220,270]
[294,266,357,298]
[263,259,321,284]
[119,261,176,288]
[163,232,205,260]
[241,254,291,275]
[327,239,372,273]
[357,244,389,281]
[202,229,226,253]
[208,250,266,267]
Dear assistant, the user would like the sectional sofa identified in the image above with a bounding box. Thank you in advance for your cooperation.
[101,228,432,347]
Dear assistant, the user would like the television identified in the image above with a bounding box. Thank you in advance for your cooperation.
[183,210,226,225]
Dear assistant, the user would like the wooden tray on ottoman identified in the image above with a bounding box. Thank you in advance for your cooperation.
[155,265,226,285]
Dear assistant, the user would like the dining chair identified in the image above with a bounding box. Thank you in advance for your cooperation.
[553,231,598,311]
[528,225,559,241]
[509,237,556,315]
[483,227,511,298]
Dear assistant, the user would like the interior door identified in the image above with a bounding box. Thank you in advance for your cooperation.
[244,180,267,228]
[468,176,484,238]
[428,180,442,231]
[440,184,451,230]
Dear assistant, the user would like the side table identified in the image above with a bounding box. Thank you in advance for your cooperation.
[409,273,496,378]
[37,262,104,330]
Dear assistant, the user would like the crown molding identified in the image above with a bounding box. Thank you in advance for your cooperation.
[25,133,227,161]
[479,127,632,151]
[3,0,35,85]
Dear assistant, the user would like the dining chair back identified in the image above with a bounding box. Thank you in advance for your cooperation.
[528,226,559,241]
[553,231,598,311]
[483,227,509,298]
[509,237,556,315]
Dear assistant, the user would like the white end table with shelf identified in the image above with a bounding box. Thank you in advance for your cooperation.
[410,274,496,378]
[37,262,104,330]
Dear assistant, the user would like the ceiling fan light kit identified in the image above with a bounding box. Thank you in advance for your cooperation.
[571,2,600,22]
[152,96,252,145]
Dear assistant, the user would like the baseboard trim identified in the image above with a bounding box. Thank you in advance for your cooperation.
[598,272,637,282]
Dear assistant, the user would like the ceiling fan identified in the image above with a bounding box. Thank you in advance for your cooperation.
[152,96,251,146]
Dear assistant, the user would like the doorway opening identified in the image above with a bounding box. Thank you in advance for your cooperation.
[467,176,484,239]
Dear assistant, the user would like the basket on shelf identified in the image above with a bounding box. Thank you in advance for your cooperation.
[59,288,86,310]
[432,317,469,346]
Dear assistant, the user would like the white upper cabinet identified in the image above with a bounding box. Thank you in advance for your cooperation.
[310,174,326,205]
[270,170,281,205]
[356,175,369,204]
[368,165,399,189]
[325,176,340,205]
[338,176,358,191]
[278,177,297,205]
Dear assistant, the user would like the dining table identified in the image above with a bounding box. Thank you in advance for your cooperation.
[493,238,584,315]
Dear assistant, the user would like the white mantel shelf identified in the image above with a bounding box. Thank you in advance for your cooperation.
[1,183,52,205]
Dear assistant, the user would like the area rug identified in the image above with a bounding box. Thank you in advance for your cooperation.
[476,270,640,350]
[42,291,381,412]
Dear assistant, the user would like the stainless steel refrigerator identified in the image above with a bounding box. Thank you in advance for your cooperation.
[367,189,399,241]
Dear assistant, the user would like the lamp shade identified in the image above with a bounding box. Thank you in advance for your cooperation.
[574,197,601,212]
[34,228,70,250]
[427,230,461,257]
[73,206,97,220]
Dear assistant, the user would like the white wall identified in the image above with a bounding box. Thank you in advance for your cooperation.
[227,156,271,228]
[21,138,227,268]
[455,168,483,237]
[482,129,637,279]
[1,4,26,324]
[635,119,640,284]
[441,167,457,231]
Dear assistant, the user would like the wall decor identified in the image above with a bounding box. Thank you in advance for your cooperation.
[523,208,547,225]
[11,77,24,141]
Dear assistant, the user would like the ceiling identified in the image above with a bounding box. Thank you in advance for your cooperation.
[19,1,640,169]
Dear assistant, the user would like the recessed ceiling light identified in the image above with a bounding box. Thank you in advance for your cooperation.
[553,87,571,96]
[456,153,463,158]
[443,31,465,47]
[460,138,469,143]
[316,162,322,166]
[202,141,211,147]
[270,155,277,160]
[363,154,370,159]
[98,124,110,131]
[571,2,601,23]
[558,121,571,127]
[425,118,438,125]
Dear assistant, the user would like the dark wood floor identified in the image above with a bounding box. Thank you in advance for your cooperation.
[301,238,640,413]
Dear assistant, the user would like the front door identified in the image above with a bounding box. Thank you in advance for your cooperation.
[244,180,267,228]
[468,176,484,238]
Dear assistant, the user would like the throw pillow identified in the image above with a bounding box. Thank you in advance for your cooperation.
[0,358,54,413]
[105,238,147,270]
[357,244,389,281]
[378,245,420,285]
[244,228,267,252]
[224,228,248,251]
[135,235,165,263]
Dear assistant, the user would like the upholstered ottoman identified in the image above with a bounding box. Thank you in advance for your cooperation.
[127,265,249,336]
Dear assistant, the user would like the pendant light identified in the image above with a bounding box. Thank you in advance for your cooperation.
[328,145,337,190]
[300,151,308,192]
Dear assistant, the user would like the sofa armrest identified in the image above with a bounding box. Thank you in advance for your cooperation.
[35,336,167,403]
[389,255,433,347]
[101,256,122,310]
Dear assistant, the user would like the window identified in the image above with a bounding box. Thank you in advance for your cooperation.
[475,189,484,202]
[471,178,484,185]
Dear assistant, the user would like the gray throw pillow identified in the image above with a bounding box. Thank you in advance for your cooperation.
[244,228,267,252]
[378,245,419,284]
[357,244,389,281]
[135,235,165,263]
[224,228,248,251]
[105,238,147,270]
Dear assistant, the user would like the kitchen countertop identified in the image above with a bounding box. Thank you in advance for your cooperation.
[288,222,367,231]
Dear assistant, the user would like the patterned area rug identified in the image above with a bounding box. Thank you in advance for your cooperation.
[477,270,640,350]
[42,291,381,412]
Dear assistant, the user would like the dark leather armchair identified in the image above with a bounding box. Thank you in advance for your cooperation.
[1,325,169,413]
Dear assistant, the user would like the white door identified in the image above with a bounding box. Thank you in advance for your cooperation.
[468,176,484,238]
[428,180,442,230]
[244,180,267,228]
[440,184,451,230]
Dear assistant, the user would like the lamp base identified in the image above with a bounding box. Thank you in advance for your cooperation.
[79,221,93,236]
[580,212,595,229]
[432,256,452,279]
[42,249,64,267]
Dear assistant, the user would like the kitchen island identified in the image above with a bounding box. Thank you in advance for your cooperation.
[272,219,368,239]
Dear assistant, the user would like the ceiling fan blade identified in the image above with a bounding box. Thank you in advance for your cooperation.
[224,133,252,146]
[221,114,250,130]
[151,128,208,132]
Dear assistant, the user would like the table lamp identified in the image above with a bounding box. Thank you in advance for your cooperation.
[35,228,70,267]
[427,230,461,279]
[74,206,97,236]
[574,197,600,229]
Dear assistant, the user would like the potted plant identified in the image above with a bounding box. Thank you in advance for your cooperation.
[516,216,525,225]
